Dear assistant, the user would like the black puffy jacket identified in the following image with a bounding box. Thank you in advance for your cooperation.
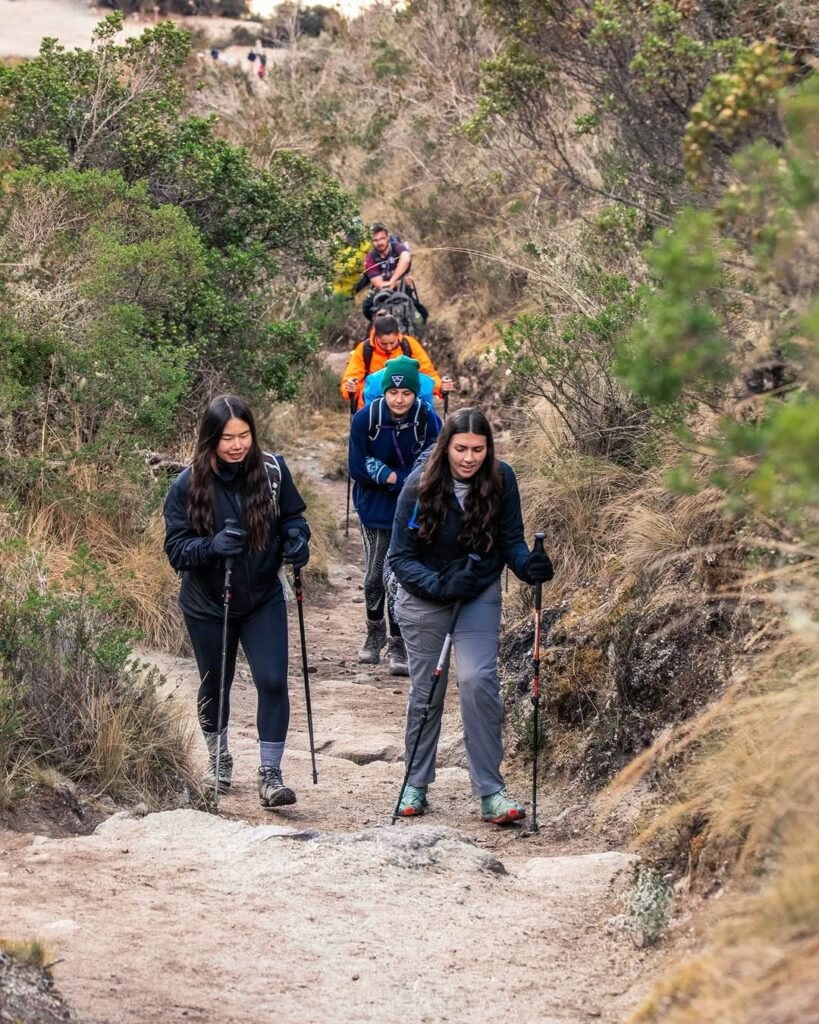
[163,456,309,620]
[388,459,535,602]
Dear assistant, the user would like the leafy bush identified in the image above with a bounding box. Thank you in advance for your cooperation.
[0,15,355,412]
[496,282,648,462]
[468,0,805,216]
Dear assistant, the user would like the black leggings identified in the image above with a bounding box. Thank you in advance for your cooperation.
[184,598,289,742]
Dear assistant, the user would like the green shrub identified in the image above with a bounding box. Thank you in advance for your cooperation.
[0,546,197,806]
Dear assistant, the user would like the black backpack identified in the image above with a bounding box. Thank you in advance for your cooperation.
[370,288,424,337]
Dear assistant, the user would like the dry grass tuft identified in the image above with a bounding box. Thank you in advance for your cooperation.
[0,938,52,971]
[600,631,818,872]
[629,814,819,1023]
[605,487,731,581]
[0,547,199,808]
[107,516,186,652]
[518,450,637,599]
[602,575,819,1024]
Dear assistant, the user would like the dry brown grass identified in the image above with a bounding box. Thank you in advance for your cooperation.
[604,487,730,581]
[18,468,185,651]
[518,448,637,600]
[76,672,199,804]
[0,516,200,807]
[600,617,817,865]
[0,937,51,971]
[600,568,819,1024]
[629,815,819,1023]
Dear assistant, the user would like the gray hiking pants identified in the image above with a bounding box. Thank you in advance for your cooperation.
[395,579,505,797]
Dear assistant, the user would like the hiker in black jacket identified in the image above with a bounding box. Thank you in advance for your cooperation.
[389,407,554,823]
[163,395,310,809]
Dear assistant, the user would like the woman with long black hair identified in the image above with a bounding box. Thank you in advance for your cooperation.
[389,408,554,823]
[163,395,310,809]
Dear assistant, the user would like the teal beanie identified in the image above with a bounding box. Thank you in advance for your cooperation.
[382,355,421,396]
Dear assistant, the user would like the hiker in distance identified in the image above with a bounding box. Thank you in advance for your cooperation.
[340,314,454,411]
[389,407,555,824]
[163,395,310,809]
[362,222,428,324]
[348,355,441,673]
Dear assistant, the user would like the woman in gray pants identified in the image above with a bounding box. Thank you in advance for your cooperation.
[388,408,554,823]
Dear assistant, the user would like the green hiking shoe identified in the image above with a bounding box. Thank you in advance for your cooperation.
[480,788,526,825]
[396,784,428,817]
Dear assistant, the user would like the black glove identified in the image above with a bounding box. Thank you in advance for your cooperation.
[282,531,310,569]
[522,549,554,583]
[440,558,484,600]
[211,525,247,558]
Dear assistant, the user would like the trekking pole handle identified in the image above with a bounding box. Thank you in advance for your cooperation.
[286,528,304,588]
[534,532,545,555]
[223,517,241,571]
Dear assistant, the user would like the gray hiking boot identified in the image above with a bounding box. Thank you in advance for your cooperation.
[204,750,233,793]
[357,619,387,664]
[480,788,526,825]
[258,766,297,808]
[387,636,409,676]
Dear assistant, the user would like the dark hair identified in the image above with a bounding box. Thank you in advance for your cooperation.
[416,408,502,552]
[187,395,274,553]
[374,315,399,335]
[370,222,388,236]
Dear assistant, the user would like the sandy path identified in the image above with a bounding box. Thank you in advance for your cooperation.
[0,423,650,1022]
[0,1,258,58]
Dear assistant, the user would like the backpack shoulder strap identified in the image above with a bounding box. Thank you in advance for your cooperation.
[412,400,430,449]
[367,397,386,441]
[262,452,282,520]
[363,339,373,376]
[400,337,411,356]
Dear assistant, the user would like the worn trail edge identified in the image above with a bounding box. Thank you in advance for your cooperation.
[0,439,646,1024]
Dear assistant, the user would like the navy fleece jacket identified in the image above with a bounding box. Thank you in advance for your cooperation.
[348,397,440,530]
[388,460,535,602]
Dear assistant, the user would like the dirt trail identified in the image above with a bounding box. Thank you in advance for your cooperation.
[0,423,650,1023]
[0,1,263,59]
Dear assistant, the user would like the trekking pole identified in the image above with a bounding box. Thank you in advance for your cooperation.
[442,377,450,421]
[530,532,546,833]
[213,517,238,813]
[344,391,356,536]
[289,529,318,785]
[391,554,480,823]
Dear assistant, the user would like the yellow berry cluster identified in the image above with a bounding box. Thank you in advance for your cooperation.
[683,38,792,179]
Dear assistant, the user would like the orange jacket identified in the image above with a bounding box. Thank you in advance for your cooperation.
[340,335,442,410]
